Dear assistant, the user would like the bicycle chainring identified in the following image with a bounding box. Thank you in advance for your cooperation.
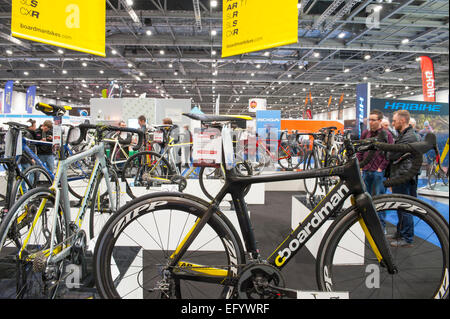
[237,263,285,299]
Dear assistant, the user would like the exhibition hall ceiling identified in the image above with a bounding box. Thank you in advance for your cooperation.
[0,0,448,117]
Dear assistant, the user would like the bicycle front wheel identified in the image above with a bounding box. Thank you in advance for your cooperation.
[316,194,449,299]
[0,188,67,298]
[94,193,245,299]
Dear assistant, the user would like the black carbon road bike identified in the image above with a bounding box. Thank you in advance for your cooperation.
[94,113,449,299]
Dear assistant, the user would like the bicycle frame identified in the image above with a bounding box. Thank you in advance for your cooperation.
[20,143,114,265]
[105,137,130,167]
[168,152,396,280]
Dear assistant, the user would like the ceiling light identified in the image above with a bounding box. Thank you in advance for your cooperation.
[385,67,391,72]
[99,70,104,74]
[287,74,292,78]
[6,49,13,55]
[211,50,216,56]
[313,52,320,58]
[326,77,330,80]
[210,0,218,8]
[298,65,304,69]
[251,72,255,77]
[344,68,350,73]
[264,52,270,57]
[23,71,29,76]
[146,30,152,36]
[82,62,87,67]
[111,49,117,55]
[126,0,133,6]
[211,30,217,36]
[57,49,64,54]
[174,71,178,75]
[364,54,371,60]
[398,78,403,81]
[62,70,67,74]
[160,50,165,55]
[338,32,346,39]
[401,38,409,44]
[128,63,133,68]
[363,76,368,80]
[39,63,45,68]
[415,57,421,62]
[168,63,173,68]
[374,5,382,12]
[256,64,261,69]
[47,80,52,83]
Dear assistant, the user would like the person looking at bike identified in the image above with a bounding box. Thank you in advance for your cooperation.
[386,109,419,247]
[34,120,55,173]
[114,121,132,156]
[357,109,394,231]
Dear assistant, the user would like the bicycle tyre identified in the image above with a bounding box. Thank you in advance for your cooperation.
[199,161,252,201]
[316,194,449,299]
[94,192,245,299]
[303,151,318,197]
[0,187,67,298]
[121,151,175,199]
[10,165,53,205]
[278,143,303,170]
[89,168,121,239]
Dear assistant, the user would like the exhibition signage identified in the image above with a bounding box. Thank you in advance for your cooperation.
[420,56,436,102]
[256,110,281,160]
[222,0,298,57]
[3,81,13,114]
[248,98,267,113]
[26,85,36,114]
[355,83,370,138]
[371,98,449,116]
[192,127,222,167]
[11,0,106,56]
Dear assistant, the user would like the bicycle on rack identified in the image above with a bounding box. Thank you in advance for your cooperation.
[93,112,448,299]
[0,102,144,298]
[427,137,449,190]
[302,126,342,201]
[0,122,52,219]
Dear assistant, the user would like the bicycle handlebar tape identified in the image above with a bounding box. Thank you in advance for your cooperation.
[35,102,72,117]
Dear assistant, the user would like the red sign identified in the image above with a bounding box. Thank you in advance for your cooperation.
[306,109,312,119]
[420,56,435,102]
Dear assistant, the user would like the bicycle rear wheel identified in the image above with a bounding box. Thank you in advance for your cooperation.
[316,194,449,299]
[303,151,318,197]
[0,188,67,298]
[278,143,303,170]
[94,193,245,299]
[121,151,174,199]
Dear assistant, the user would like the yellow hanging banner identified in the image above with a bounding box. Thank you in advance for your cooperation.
[11,0,105,57]
[222,0,298,58]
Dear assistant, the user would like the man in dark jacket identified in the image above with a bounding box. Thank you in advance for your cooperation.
[387,109,419,247]
[34,120,55,172]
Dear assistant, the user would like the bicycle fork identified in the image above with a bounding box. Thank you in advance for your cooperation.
[353,192,397,274]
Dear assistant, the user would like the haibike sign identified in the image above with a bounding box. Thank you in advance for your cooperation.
[371,98,449,116]
[275,184,350,267]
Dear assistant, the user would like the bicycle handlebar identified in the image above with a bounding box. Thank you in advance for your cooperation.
[35,102,72,117]
[70,124,144,151]
[353,133,437,187]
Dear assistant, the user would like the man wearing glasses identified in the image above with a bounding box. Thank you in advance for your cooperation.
[357,109,394,231]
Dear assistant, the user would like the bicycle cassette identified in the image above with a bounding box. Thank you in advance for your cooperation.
[237,263,285,299]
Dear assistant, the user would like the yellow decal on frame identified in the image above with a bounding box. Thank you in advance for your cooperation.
[222,0,298,58]
[11,0,106,57]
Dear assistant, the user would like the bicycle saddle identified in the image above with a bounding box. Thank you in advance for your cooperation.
[182,113,252,122]
[320,126,337,131]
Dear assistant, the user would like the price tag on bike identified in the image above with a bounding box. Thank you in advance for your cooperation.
[52,116,62,153]
[192,127,221,167]
[153,131,164,143]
